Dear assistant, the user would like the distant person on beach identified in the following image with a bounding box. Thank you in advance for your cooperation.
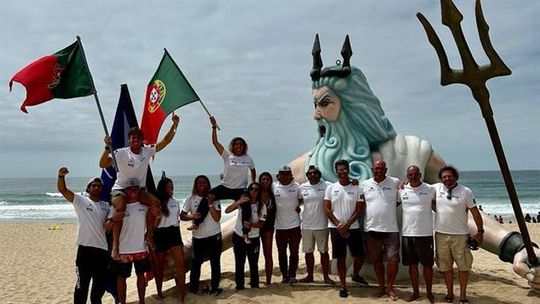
[225,182,267,290]
[399,165,436,303]
[299,165,335,285]
[433,166,484,304]
[258,172,277,285]
[324,160,364,298]
[273,165,303,283]
[152,177,186,301]
[189,116,256,245]
[99,114,180,260]
[359,160,401,301]
[181,175,223,295]
[58,167,120,304]
[112,178,153,304]
[525,213,532,223]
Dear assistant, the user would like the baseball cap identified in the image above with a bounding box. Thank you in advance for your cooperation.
[124,177,140,188]
[278,165,292,172]
[86,177,103,192]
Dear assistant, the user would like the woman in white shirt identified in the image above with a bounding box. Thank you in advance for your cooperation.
[153,177,186,302]
[225,182,267,290]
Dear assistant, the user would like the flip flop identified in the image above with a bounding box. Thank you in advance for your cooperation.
[444,295,454,303]
[459,299,470,304]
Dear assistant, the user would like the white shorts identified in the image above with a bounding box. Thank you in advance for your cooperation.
[301,229,329,254]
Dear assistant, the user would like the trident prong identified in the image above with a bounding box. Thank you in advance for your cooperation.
[311,33,323,81]
[418,0,538,268]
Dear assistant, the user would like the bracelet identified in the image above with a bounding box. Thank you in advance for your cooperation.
[58,175,65,179]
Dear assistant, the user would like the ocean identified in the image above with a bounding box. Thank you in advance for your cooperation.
[0,171,538,222]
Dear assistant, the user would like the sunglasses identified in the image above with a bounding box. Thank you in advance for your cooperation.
[447,189,452,200]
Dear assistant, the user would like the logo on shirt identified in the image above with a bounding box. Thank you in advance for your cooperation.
[382,186,392,191]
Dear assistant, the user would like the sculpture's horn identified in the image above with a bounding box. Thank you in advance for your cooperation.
[341,34,352,71]
[310,33,323,81]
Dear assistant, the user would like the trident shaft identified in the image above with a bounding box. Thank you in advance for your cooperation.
[417,0,537,266]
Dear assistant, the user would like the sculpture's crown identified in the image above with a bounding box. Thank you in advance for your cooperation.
[310,34,353,81]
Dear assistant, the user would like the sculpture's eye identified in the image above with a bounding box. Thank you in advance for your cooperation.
[318,99,330,107]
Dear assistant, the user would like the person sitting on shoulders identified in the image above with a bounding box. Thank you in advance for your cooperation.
[189,116,256,246]
[99,114,180,260]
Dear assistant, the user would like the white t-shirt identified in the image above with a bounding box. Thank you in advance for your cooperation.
[114,202,149,254]
[324,182,361,229]
[112,146,156,190]
[433,183,476,235]
[72,194,110,250]
[157,197,181,228]
[182,195,222,239]
[360,176,400,233]
[234,202,267,238]
[399,183,435,237]
[273,181,301,230]
[300,180,330,230]
[221,150,255,189]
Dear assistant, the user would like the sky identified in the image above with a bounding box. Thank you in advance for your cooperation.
[1,0,538,178]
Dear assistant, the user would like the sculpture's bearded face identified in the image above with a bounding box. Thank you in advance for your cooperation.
[307,66,396,182]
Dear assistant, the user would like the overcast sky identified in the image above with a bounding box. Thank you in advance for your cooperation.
[1,0,538,178]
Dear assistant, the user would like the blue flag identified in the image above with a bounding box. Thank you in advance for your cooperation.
[100,84,156,202]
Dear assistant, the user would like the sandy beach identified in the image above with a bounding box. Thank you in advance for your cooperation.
[2,222,539,304]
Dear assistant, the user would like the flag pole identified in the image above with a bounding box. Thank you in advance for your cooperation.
[76,35,118,172]
[163,48,221,130]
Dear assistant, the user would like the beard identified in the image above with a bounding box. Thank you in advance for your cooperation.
[307,116,373,182]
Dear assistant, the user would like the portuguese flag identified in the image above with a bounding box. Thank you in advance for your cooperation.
[141,49,200,144]
[9,41,94,113]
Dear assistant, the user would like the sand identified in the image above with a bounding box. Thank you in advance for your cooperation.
[2,222,539,304]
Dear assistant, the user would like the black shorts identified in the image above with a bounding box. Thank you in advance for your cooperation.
[401,236,434,267]
[154,225,183,253]
[330,228,365,259]
[116,257,150,278]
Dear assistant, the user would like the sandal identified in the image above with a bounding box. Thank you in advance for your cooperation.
[444,295,454,303]
[459,299,470,304]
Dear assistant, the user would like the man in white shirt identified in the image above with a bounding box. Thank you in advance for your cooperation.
[324,160,364,298]
[399,165,436,303]
[360,160,401,300]
[57,167,120,304]
[298,165,334,285]
[434,166,483,304]
[113,178,153,304]
[273,165,303,283]
[99,114,179,260]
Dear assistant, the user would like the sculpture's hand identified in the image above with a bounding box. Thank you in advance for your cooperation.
[513,246,540,293]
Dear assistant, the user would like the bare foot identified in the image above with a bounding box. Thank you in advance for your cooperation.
[299,276,314,283]
[407,292,420,302]
[387,288,399,301]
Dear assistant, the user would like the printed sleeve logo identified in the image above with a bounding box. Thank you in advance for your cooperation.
[147,80,166,113]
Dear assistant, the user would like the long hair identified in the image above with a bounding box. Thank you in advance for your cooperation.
[258,171,275,206]
[191,175,212,196]
[156,177,173,217]
[247,182,263,215]
[228,137,248,155]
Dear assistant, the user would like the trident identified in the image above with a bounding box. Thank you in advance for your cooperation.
[417,0,538,266]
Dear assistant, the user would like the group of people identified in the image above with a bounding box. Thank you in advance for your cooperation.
[59,114,484,304]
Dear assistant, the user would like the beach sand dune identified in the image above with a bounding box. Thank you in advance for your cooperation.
[2,222,539,304]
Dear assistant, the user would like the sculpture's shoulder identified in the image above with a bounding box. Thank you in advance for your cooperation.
[374,134,433,180]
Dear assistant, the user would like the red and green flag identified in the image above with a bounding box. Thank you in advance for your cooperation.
[9,41,94,113]
[141,50,200,144]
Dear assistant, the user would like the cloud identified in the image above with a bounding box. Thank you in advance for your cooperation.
[1,0,538,177]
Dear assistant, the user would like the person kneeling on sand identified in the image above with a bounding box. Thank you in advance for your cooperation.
[113,178,155,304]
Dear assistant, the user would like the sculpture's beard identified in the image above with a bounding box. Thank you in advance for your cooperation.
[308,116,373,182]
